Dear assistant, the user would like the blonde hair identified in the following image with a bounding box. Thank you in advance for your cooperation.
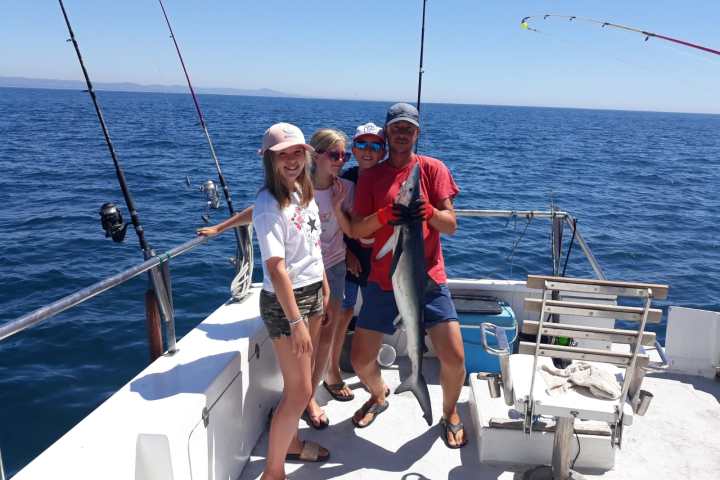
[309,129,348,173]
[310,128,348,152]
[262,149,314,209]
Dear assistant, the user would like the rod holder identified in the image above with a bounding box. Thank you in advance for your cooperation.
[499,355,515,406]
[477,372,501,398]
[635,390,653,416]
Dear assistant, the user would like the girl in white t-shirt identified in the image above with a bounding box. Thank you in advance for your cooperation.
[251,123,331,478]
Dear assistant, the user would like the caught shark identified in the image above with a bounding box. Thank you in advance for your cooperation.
[376,162,433,426]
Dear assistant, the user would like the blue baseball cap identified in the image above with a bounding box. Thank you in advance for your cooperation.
[385,102,420,128]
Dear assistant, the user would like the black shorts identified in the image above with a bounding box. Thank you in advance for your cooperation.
[259,281,324,339]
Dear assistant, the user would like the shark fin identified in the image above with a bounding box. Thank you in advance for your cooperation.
[376,227,399,260]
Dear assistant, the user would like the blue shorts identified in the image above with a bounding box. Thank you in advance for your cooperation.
[357,281,458,335]
[342,280,360,310]
[325,261,346,302]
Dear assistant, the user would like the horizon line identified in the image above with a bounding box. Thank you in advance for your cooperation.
[1,76,718,117]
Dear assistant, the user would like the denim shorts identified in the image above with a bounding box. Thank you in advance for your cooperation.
[356,280,458,335]
[325,260,346,302]
[259,281,324,339]
[342,280,360,310]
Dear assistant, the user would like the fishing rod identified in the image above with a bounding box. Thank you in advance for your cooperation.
[521,14,720,57]
[58,0,152,260]
[415,0,428,153]
[156,0,253,299]
[58,0,176,353]
[416,0,428,113]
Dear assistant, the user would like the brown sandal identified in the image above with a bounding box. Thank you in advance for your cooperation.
[286,440,330,462]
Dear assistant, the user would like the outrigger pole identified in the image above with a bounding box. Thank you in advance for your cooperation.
[521,14,720,57]
[156,0,253,299]
[58,0,176,355]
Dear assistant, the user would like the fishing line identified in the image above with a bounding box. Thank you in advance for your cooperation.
[561,218,578,277]
[506,212,534,264]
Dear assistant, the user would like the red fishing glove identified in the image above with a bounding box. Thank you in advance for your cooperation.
[376,203,399,225]
[409,198,435,221]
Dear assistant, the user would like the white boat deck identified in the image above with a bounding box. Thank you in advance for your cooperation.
[12,281,720,480]
[239,359,720,480]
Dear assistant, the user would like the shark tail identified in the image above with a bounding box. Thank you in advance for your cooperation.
[395,373,433,426]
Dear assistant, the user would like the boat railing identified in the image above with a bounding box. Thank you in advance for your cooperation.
[454,209,606,280]
[0,235,210,348]
[0,210,615,349]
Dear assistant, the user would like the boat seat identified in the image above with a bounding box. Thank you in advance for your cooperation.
[480,275,669,480]
[509,354,635,425]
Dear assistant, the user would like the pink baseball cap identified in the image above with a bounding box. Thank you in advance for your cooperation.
[259,122,314,155]
[352,122,384,142]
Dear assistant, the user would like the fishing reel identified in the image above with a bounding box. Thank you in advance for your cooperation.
[201,180,221,210]
[99,202,129,243]
[187,176,222,223]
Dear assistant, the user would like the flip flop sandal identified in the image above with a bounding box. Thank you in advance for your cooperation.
[302,409,329,430]
[352,400,389,428]
[323,380,355,402]
[286,440,330,462]
[439,417,468,449]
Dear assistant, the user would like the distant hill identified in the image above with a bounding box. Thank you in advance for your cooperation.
[0,76,294,98]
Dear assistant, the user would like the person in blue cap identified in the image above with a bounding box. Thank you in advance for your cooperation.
[349,103,467,448]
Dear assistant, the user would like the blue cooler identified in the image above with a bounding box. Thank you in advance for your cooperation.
[458,299,517,374]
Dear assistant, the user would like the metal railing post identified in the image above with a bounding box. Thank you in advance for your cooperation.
[149,264,176,354]
[1,446,7,480]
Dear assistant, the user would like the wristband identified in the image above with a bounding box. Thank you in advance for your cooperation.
[288,317,305,327]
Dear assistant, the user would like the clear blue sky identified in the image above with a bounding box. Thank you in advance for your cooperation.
[2,1,719,113]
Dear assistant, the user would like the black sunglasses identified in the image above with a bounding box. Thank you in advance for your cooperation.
[317,150,351,162]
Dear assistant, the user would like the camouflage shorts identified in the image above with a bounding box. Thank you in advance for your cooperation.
[259,281,324,339]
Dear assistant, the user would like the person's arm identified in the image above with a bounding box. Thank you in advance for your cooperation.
[321,270,330,319]
[345,248,361,276]
[427,197,457,235]
[266,256,313,356]
[331,178,355,238]
[196,205,254,236]
[350,199,402,238]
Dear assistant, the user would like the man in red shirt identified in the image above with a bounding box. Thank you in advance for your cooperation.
[349,103,467,448]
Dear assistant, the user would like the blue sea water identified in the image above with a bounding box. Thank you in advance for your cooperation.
[0,87,719,474]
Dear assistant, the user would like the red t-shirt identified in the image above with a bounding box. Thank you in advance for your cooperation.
[353,154,460,291]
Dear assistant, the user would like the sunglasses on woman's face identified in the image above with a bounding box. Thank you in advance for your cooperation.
[353,141,384,152]
[317,150,350,162]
